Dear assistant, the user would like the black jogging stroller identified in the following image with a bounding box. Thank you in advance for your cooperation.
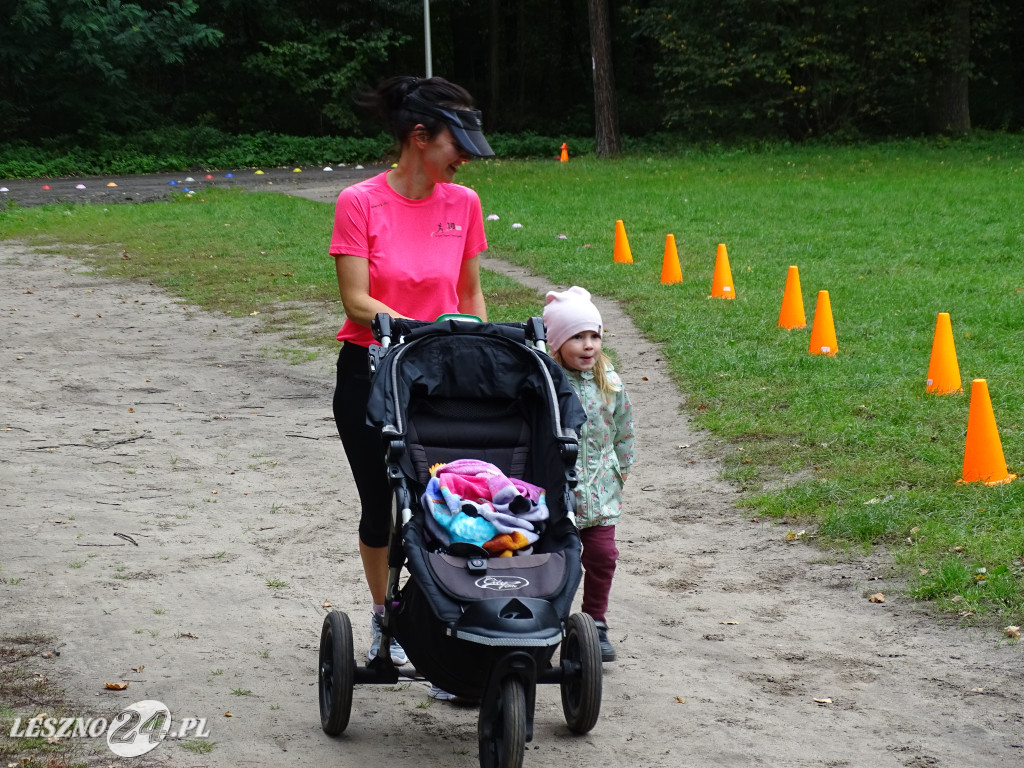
[317,314,604,768]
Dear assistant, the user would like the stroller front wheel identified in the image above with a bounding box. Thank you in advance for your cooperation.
[318,610,355,735]
[478,675,526,768]
[559,612,602,734]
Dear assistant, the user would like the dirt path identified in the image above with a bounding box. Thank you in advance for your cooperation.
[0,164,384,207]
[2,225,1022,767]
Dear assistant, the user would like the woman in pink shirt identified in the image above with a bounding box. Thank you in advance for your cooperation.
[330,76,492,693]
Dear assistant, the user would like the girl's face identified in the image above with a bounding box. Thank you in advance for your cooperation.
[558,330,602,372]
[421,125,472,183]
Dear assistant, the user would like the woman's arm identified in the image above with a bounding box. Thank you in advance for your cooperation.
[456,254,488,320]
[335,255,406,328]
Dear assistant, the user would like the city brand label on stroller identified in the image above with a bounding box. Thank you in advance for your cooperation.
[425,551,571,602]
[475,575,529,591]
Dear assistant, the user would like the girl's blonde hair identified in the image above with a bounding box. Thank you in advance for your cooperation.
[552,348,621,399]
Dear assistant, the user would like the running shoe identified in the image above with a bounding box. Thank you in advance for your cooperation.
[369,612,408,666]
[427,685,457,701]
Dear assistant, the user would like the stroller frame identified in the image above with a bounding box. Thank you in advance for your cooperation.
[318,314,603,768]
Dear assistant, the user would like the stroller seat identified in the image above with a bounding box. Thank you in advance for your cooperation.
[406,396,531,484]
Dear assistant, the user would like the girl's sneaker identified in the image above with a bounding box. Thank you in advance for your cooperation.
[369,613,409,666]
[594,621,616,662]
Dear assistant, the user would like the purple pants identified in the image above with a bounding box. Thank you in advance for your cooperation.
[579,524,618,624]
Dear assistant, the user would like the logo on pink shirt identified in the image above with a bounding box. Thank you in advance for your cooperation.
[433,222,463,236]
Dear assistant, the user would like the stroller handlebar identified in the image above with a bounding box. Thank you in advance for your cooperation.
[370,313,549,360]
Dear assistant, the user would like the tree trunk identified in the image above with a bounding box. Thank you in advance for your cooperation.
[929,0,972,133]
[587,0,621,157]
[516,0,527,126]
[488,0,501,124]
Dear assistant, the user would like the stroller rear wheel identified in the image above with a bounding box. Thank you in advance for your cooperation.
[318,610,354,735]
[478,676,526,768]
[559,612,602,734]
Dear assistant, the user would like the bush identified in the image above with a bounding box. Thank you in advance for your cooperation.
[488,132,594,159]
[0,128,606,178]
[0,129,397,178]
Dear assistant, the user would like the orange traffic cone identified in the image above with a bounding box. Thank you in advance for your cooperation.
[613,220,633,264]
[661,234,682,284]
[960,379,1016,485]
[777,266,806,330]
[710,244,735,299]
[925,312,962,395]
[808,290,837,356]
[560,142,569,162]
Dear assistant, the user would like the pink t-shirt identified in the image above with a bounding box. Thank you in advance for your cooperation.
[330,171,487,347]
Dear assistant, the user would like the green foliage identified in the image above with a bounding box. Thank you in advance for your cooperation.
[626,0,1020,138]
[247,28,410,133]
[0,130,605,177]
[0,0,222,139]
[3,1,1023,143]
[629,0,894,137]
[487,133,594,160]
[186,0,427,136]
[0,129,395,177]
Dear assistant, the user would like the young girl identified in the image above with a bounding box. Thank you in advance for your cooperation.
[543,286,635,662]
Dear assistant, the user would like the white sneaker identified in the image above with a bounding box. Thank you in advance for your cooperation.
[427,684,456,701]
[369,613,408,665]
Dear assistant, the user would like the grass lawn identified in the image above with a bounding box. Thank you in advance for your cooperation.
[3,135,1022,625]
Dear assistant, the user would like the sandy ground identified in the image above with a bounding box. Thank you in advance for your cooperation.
[1,177,1023,768]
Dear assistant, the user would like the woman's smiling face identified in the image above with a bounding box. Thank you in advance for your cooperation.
[422,125,472,183]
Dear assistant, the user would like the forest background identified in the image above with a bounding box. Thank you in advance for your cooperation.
[2,0,1024,176]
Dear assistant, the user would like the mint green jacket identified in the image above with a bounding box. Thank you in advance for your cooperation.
[564,365,635,528]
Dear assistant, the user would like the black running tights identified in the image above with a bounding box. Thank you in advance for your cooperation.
[333,343,390,548]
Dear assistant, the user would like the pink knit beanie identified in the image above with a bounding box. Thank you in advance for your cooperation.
[542,286,603,352]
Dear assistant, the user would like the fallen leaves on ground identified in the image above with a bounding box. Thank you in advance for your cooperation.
[104,681,129,690]
[868,593,885,603]
[1004,626,1021,639]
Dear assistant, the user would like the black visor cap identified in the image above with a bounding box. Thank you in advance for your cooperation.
[404,94,495,158]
